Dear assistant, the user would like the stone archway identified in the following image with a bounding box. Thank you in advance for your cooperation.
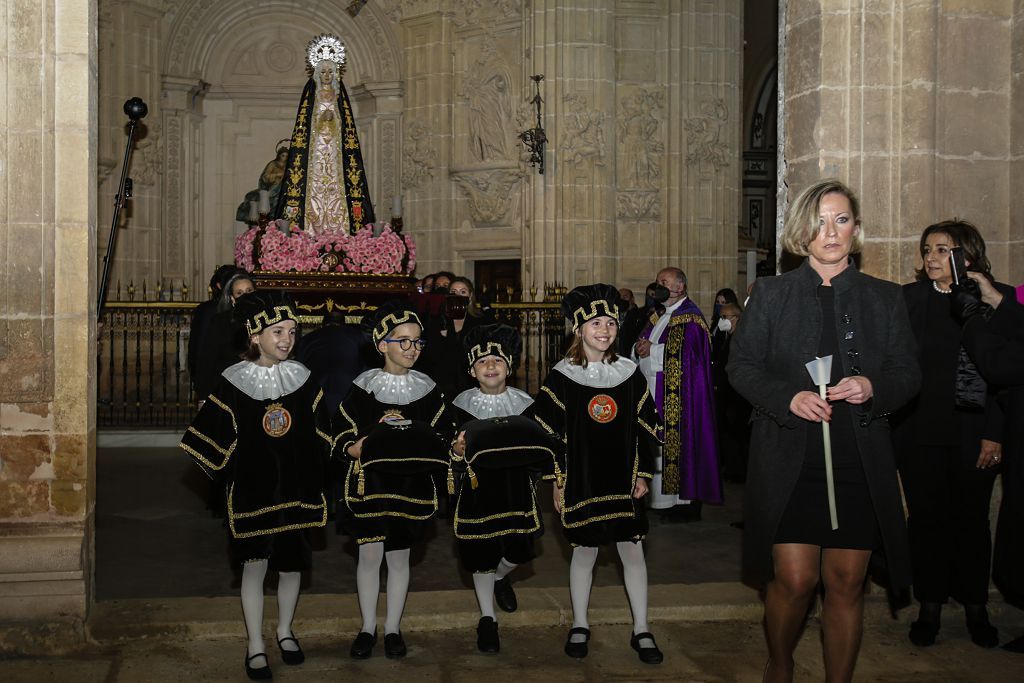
[160,0,404,293]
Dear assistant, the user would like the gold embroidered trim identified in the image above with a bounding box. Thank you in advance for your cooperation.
[467,341,513,369]
[571,300,619,330]
[637,471,653,479]
[312,389,323,412]
[226,487,328,539]
[185,426,237,459]
[562,510,637,528]
[336,405,358,439]
[181,440,237,474]
[233,497,327,519]
[662,322,684,495]
[430,402,446,427]
[465,445,555,467]
[245,305,298,336]
[357,536,386,544]
[562,493,634,514]
[372,310,423,344]
[316,428,334,446]
[535,415,556,435]
[541,385,565,411]
[209,395,238,432]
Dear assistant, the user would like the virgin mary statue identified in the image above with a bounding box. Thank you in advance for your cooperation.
[274,34,376,235]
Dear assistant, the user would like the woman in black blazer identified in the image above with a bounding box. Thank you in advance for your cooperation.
[728,179,920,683]
[893,220,1013,649]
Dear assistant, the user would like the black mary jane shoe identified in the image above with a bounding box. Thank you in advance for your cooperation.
[494,578,518,613]
[244,651,272,680]
[477,616,500,654]
[384,631,408,659]
[564,627,590,659]
[908,619,939,647]
[349,629,377,659]
[277,634,305,665]
[630,632,664,664]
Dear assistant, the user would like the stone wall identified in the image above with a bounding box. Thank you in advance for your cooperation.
[95,0,745,311]
[0,0,97,633]
[781,0,1024,285]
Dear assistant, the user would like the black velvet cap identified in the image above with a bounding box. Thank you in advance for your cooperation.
[561,283,621,330]
[463,323,521,368]
[363,299,423,345]
[234,290,298,336]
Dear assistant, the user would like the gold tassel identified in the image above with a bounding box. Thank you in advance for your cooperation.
[468,465,479,490]
[554,461,565,489]
[447,463,455,495]
[357,462,365,497]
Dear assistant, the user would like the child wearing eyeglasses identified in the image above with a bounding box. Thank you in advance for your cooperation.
[334,300,454,661]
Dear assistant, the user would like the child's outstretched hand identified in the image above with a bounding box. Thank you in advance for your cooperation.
[632,478,649,499]
[347,437,366,459]
[553,483,563,513]
[452,431,467,457]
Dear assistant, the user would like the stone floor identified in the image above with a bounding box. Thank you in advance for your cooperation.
[3,446,1008,681]
[2,601,1023,682]
[95,447,746,598]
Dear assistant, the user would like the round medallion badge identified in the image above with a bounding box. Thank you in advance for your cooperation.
[588,394,618,423]
[262,403,292,437]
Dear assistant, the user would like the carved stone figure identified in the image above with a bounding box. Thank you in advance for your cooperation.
[684,98,730,170]
[460,51,515,163]
[562,93,605,167]
[619,89,664,189]
[402,121,437,189]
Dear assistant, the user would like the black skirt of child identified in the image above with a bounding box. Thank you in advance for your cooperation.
[565,500,649,547]
[231,529,313,571]
[458,534,537,573]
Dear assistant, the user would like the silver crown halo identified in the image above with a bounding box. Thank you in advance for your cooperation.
[306,33,347,71]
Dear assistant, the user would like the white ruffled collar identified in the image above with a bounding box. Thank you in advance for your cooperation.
[353,368,435,405]
[222,360,310,401]
[554,357,637,389]
[453,387,534,420]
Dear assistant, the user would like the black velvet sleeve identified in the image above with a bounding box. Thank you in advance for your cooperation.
[531,372,568,480]
[179,383,238,480]
[635,380,661,479]
[333,386,373,459]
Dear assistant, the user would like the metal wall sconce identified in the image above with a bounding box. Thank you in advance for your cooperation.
[519,74,547,174]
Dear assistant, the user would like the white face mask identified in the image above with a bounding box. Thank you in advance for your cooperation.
[717,318,733,333]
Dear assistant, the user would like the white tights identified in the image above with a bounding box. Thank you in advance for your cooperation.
[568,543,652,646]
[356,543,411,635]
[240,560,302,659]
[472,558,519,619]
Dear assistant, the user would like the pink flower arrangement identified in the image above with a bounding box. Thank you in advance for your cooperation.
[234,223,417,275]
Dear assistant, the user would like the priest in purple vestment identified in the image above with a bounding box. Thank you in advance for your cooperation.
[632,267,723,515]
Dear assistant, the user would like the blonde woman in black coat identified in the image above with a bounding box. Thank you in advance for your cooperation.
[728,179,920,683]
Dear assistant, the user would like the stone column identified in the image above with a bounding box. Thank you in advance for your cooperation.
[161,76,207,292]
[0,0,97,649]
[525,0,617,291]
[399,9,455,278]
[782,0,1022,284]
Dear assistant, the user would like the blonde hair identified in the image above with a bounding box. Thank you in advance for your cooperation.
[782,179,863,256]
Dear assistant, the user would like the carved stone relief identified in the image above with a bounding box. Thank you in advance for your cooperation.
[459,45,516,164]
[133,132,165,187]
[448,0,522,27]
[450,166,524,225]
[684,98,730,171]
[402,121,437,189]
[616,191,660,221]
[562,93,606,167]
[618,88,664,189]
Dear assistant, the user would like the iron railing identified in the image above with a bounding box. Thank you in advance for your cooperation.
[97,300,568,429]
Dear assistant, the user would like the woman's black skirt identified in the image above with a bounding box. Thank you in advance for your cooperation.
[774,465,880,550]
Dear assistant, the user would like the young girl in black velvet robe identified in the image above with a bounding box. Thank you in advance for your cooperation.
[181,291,329,680]
[335,301,454,661]
[532,284,665,665]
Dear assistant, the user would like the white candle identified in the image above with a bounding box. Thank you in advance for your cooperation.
[258,189,271,215]
[391,194,402,217]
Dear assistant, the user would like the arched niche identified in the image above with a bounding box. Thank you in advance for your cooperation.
[159,0,403,289]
